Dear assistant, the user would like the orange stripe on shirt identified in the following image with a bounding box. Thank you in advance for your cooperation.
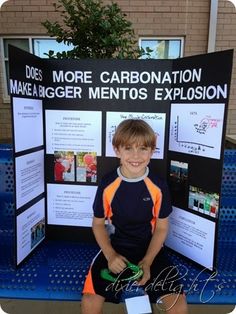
[103,177,122,220]
[144,177,162,232]
[82,268,95,295]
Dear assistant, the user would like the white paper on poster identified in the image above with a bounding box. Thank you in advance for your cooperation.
[106,112,166,159]
[125,295,152,314]
[45,110,102,155]
[16,198,45,265]
[15,150,45,209]
[165,206,215,270]
[47,184,97,227]
[13,97,43,152]
[169,103,225,159]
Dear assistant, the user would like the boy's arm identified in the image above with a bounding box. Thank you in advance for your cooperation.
[138,217,169,285]
[92,217,116,261]
[92,217,127,273]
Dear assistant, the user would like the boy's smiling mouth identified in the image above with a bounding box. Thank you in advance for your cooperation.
[129,162,142,167]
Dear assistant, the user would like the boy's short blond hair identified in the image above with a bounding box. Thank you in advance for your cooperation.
[112,119,156,150]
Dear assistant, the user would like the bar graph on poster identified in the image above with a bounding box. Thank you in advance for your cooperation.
[169,103,225,159]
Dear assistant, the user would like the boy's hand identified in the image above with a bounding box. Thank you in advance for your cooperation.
[138,259,151,286]
[107,253,128,274]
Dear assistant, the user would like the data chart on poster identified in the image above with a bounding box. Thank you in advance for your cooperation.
[169,103,225,159]
[106,111,166,159]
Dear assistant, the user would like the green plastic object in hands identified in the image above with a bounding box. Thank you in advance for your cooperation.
[100,261,143,283]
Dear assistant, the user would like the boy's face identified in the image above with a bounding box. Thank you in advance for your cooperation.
[56,157,63,162]
[114,143,154,179]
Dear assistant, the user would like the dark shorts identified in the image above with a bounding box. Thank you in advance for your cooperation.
[82,245,184,303]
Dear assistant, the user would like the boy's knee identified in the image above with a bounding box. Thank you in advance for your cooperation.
[82,293,97,305]
[81,293,104,314]
[157,294,188,314]
[169,295,188,314]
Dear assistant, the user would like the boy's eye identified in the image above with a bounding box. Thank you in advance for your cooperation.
[140,146,148,151]
[124,146,131,150]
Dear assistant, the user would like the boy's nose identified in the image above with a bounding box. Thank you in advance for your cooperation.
[132,149,140,157]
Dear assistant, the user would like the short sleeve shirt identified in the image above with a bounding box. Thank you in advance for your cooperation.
[54,162,65,181]
[93,167,172,249]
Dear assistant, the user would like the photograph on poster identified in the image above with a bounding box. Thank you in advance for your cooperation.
[45,110,102,155]
[47,184,97,227]
[165,206,216,270]
[105,111,166,159]
[76,152,97,183]
[189,185,219,218]
[16,198,45,265]
[169,160,188,208]
[169,103,225,159]
[31,218,45,249]
[54,151,75,182]
[15,150,44,209]
[13,97,43,153]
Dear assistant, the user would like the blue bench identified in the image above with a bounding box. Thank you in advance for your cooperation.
[0,144,235,304]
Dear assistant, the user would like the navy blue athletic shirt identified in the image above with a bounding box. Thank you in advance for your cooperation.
[93,167,172,249]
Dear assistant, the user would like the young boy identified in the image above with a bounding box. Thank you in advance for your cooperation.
[54,152,66,181]
[54,152,71,181]
[81,119,188,314]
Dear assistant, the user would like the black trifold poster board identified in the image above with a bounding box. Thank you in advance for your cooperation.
[9,45,233,270]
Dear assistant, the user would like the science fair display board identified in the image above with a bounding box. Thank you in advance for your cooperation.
[9,46,233,270]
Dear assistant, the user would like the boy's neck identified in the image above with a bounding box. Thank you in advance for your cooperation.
[117,166,149,182]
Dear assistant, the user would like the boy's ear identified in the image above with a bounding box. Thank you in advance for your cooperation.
[113,146,121,158]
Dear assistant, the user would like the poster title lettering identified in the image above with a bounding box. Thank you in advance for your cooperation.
[10,67,228,101]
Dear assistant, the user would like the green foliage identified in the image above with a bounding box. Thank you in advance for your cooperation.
[42,0,146,59]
